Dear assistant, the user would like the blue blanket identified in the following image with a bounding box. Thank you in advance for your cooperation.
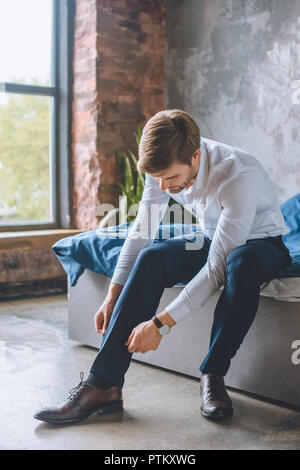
[52,193,300,286]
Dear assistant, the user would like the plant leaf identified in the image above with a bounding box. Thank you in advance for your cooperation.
[124,154,134,195]
[134,126,143,149]
[127,148,145,190]
[108,126,147,224]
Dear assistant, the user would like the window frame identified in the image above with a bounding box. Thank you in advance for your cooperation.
[0,0,75,232]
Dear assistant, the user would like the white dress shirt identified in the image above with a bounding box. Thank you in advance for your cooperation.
[110,137,290,323]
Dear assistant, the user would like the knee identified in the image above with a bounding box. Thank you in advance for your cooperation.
[136,245,163,266]
[226,248,257,277]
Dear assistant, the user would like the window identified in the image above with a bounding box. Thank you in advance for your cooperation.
[0,0,74,231]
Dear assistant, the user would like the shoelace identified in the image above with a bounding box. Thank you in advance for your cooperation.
[67,371,86,401]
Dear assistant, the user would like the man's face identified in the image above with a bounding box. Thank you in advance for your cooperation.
[150,149,201,194]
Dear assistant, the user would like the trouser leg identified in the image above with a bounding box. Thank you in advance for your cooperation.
[199,238,292,376]
[90,236,210,388]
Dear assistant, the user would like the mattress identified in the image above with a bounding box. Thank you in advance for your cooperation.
[259,277,300,302]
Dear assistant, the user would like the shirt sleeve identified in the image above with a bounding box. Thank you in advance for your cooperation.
[164,169,262,322]
[110,173,170,286]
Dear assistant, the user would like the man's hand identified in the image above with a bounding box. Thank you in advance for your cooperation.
[94,300,114,334]
[94,283,124,335]
[125,320,162,354]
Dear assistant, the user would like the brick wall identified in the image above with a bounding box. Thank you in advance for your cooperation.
[0,248,66,299]
[72,0,166,229]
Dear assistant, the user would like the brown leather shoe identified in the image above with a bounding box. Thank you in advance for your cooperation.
[200,373,233,419]
[34,372,123,425]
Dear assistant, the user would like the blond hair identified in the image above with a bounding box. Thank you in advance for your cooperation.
[137,109,200,174]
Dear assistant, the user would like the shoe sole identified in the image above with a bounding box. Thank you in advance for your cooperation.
[200,405,233,420]
[34,400,123,425]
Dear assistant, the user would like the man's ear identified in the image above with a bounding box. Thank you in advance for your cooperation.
[193,148,201,162]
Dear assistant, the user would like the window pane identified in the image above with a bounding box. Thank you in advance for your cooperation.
[0,0,52,86]
[0,93,54,225]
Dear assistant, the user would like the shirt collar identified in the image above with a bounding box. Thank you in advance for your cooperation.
[193,140,209,198]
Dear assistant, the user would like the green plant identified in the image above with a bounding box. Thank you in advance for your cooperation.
[98,126,145,228]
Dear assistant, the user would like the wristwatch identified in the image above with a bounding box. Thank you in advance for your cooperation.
[152,315,171,336]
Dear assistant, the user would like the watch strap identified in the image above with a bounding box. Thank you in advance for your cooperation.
[152,315,163,329]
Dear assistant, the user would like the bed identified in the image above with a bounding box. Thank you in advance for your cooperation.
[54,193,300,407]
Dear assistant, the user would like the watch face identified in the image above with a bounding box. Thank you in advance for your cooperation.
[160,325,170,335]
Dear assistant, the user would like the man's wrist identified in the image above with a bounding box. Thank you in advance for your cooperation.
[155,310,176,329]
[107,283,123,302]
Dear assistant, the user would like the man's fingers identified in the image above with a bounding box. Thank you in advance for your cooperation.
[127,342,136,353]
[95,317,101,332]
[103,316,109,332]
[125,329,135,346]
[127,336,139,353]
[95,315,104,334]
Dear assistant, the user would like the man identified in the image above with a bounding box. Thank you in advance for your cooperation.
[34,109,292,424]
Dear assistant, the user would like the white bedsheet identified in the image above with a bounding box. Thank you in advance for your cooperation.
[259,277,300,302]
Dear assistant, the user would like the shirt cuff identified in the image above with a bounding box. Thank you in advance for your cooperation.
[165,297,192,323]
[164,264,219,323]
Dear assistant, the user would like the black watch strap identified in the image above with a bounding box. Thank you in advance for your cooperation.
[152,315,163,329]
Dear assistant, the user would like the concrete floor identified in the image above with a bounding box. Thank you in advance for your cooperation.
[0,294,299,450]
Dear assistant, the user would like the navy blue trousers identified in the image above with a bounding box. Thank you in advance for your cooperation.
[90,234,292,388]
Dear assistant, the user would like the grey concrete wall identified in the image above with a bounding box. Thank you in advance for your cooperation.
[165,0,300,203]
